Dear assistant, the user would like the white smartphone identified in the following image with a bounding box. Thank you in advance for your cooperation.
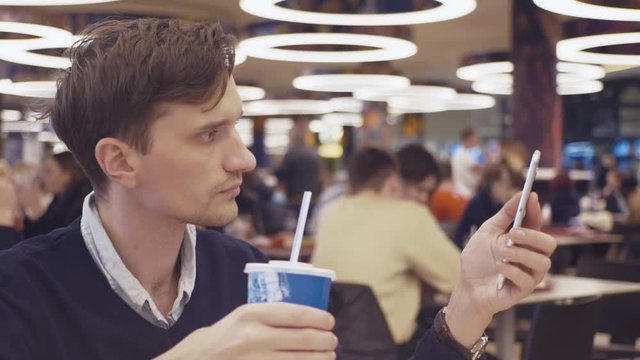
[496,150,541,290]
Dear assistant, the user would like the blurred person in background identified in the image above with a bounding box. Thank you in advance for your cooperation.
[396,143,441,205]
[451,128,483,199]
[0,160,20,250]
[313,147,461,359]
[275,121,322,214]
[548,171,581,225]
[453,162,522,249]
[396,144,465,238]
[602,169,629,221]
[430,161,468,224]
[499,139,527,174]
[17,151,92,238]
[596,153,617,190]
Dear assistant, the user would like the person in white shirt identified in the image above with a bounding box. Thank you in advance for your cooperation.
[451,128,483,198]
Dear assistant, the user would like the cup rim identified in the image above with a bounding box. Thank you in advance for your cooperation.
[244,261,336,280]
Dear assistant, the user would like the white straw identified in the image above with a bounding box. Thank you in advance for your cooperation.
[289,191,312,263]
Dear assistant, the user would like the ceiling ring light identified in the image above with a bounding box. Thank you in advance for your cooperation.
[293,74,410,93]
[237,85,266,101]
[240,0,476,26]
[0,79,57,98]
[0,21,73,42]
[0,0,117,4]
[238,33,417,63]
[328,97,363,113]
[534,0,640,21]
[0,36,81,69]
[243,99,332,116]
[387,97,448,114]
[354,85,457,102]
[557,32,640,65]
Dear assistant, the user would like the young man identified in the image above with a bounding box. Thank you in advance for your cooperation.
[452,128,484,199]
[0,18,556,360]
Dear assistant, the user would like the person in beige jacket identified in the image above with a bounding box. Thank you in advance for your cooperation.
[313,147,461,353]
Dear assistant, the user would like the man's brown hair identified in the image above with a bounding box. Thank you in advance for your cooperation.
[347,147,397,194]
[46,18,236,194]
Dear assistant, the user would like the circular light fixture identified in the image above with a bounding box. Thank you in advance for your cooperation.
[0,80,57,98]
[471,81,512,95]
[0,109,22,122]
[445,93,496,110]
[1,121,43,133]
[238,33,417,63]
[533,0,640,21]
[0,35,81,69]
[354,85,457,102]
[237,85,266,101]
[557,32,640,65]
[387,97,448,114]
[0,21,73,41]
[235,50,247,66]
[322,113,363,127]
[329,97,363,113]
[240,0,476,26]
[556,80,604,95]
[37,131,60,143]
[556,62,606,82]
[0,0,117,4]
[458,59,605,95]
[456,61,513,81]
[243,99,332,116]
[293,74,410,93]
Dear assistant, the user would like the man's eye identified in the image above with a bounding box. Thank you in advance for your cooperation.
[200,130,217,142]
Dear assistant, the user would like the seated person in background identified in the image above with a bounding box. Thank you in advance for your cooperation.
[453,162,522,249]
[0,161,20,250]
[16,151,92,238]
[313,147,462,358]
[430,161,468,224]
[396,143,442,205]
[602,170,629,221]
[548,171,581,225]
[0,17,556,360]
[451,128,483,199]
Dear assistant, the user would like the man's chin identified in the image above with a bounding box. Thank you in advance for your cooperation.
[198,206,238,228]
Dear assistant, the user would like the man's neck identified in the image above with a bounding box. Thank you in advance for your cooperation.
[95,190,185,314]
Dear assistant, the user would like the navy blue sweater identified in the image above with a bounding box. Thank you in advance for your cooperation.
[0,221,471,360]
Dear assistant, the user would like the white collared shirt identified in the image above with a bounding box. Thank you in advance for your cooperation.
[80,192,197,329]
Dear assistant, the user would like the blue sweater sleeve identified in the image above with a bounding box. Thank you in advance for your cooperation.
[410,328,486,360]
[0,226,22,251]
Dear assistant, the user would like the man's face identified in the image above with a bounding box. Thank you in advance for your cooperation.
[133,77,256,227]
[402,175,438,204]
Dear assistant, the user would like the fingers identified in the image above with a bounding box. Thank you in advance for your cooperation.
[495,260,536,291]
[272,351,336,360]
[266,328,338,351]
[521,192,542,230]
[496,231,553,286]
[507,228,557,256]
[235,303,335,330]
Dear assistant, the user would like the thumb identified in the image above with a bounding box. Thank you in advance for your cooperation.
[484,192,534,231]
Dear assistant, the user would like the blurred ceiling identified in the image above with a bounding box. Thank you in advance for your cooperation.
[32,0,512,94]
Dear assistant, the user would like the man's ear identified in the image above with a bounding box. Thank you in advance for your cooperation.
[94,138,140,189]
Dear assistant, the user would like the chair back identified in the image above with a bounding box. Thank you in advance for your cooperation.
[523,296,602,360]
[577,257,640,344]
[328,283,397,360]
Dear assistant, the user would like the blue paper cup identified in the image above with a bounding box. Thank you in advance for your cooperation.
[244,261,336,310]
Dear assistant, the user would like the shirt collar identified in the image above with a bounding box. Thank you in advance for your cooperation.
[80,192,197,325]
